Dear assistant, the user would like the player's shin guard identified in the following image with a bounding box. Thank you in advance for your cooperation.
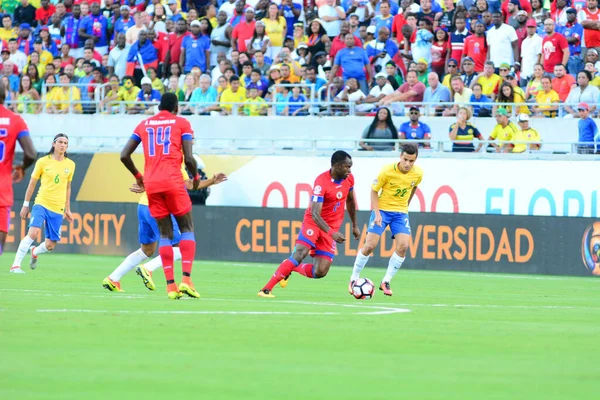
[159,239,175,284]
[179,232,196,283]
[382,252,405,282]
[293,263,315,278]
[32,242,51,257]
[12,236,34,268]
[263,257,297,291]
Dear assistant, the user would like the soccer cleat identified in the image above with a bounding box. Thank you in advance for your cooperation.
[257,289,275,298]
[348,280,355,295]
[102,277,123,292]
[166,283,182,300]
[279,274,291,288]
[135,264,155,291]
[9,266,25,274]
[379,281,393,296]
[29,246,38,270]
[179,282,200,298]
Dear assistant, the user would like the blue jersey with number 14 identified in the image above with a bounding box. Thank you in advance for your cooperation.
[131,110,194,195]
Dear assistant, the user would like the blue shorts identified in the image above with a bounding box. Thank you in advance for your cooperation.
[367,210,411,237]
[137,204,181,245]
[29,204,63,242]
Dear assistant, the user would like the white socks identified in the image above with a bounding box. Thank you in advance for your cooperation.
[383,252,405,283]
[351,249,370,281]
[12,236,34,267]
[109,249,149,282]
[32,242,50,257]
[146,247,182,272]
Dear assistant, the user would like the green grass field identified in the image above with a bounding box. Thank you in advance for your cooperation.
[1,253,599,400]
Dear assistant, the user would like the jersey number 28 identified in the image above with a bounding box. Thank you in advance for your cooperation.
[146,126,171,156]
[0,129,7,163]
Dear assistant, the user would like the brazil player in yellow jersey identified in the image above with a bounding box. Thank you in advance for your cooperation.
[10,134,75,274]
[350,143,423,296]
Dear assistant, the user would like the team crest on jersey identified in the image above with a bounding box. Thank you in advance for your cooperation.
[468,129,473,134]
[314,185,322,194]
[411,132,417,138]
[64,169,70,175]
[336,191,343,199]
[411,181,415,187]
[306,229,314,236]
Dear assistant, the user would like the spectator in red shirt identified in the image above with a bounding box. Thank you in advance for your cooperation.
[147,28,170,77]
[168,19,189,70]
[448,16,470,65]
[88,66,107,97]
[35,0,56,26]
[514,10,529,48]
[542,18,569,73]
[231,7,256,53]
[330,21,361,60]
[463,20,487,72]
[379,70,426,114]
[552,63,576,101]
[501,0,533,23]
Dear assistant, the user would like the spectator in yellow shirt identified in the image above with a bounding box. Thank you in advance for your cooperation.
[472,61,501,100]
[513,114,541,153]
[99,75,122,113]
[532,76,559,118]
[46,73,83,114]
[243,85,268,116]
[293,22,308,49]
[32,38,53,72]
[262,3,287,58]
[495,82,528,116]
[0,15,17,41]
[117,76,141,112]
[220,75,247,115]
[487,108,518,153]
[585,62,600,88]
[147,67,165,94]
[443,75,473,116]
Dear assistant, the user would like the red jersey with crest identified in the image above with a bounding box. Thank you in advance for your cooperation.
[303,170,355,231]
[0,105,30,207]
[131,110,194,195]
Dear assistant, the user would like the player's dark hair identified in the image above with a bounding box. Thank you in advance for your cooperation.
[159,92,178,113]
[331,150,351,166]
[49,133,69,158]
[401,143,419,157]
[0,80,5,105]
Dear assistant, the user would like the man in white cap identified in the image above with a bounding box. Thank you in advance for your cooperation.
[513,113,541,153]
[231,7,256,53]
[131,76,162,115]
[361,71,395,111]
[114,5,135,37]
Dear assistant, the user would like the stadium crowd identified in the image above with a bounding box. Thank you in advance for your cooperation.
[0,0,598,141]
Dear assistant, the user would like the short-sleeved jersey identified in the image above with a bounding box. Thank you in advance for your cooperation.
[139,163,188,206]
[400,121,431,143]
[0,104,30,207]
[304,170,355,231]
[32,155,76,214]
[513,128,541,153]
[490,122,518,147]
[131,110,194,195]
[372,163,423,213]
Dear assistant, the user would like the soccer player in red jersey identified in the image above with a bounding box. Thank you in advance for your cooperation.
[0,81,37,259]
[258,151,360,298]
[120,93,223,299]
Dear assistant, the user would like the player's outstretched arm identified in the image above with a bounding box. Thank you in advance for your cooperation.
[120,138,143,187]
[20,177,39,219]
[181,139,200,190]
[64,180,73,222]
[13,135,37,183]
[195,173,228,190]
[346,190,360,240]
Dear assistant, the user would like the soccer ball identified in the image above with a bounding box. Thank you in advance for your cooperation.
[352,278,375,300]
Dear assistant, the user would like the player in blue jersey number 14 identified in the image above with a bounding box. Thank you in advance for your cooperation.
[350,143,423,296]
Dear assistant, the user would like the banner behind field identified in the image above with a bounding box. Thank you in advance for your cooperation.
[4,203,598,277]
[12,154,598,218]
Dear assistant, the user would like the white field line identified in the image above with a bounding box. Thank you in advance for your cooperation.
[2,288,599,311]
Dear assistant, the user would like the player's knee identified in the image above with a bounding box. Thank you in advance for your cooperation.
[361,244,375,256]
[314,269,328,279]
[27,230,38,240]
[395,243,408,257]
[141,246,155,257]
[45,241,57,251]
[293,247,309,260]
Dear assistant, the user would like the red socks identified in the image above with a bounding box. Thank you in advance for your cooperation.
[263,258,297,291]
[179,232,196,278]
[293,263,314,278]
[159,239,174,283]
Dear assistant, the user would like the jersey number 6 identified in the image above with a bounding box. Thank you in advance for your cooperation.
[0,128,7,162]
[146,126,171,156]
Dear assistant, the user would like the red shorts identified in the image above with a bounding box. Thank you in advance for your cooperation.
[147,186,192,219]
[296,219,337,261]
[0,206,10,233]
